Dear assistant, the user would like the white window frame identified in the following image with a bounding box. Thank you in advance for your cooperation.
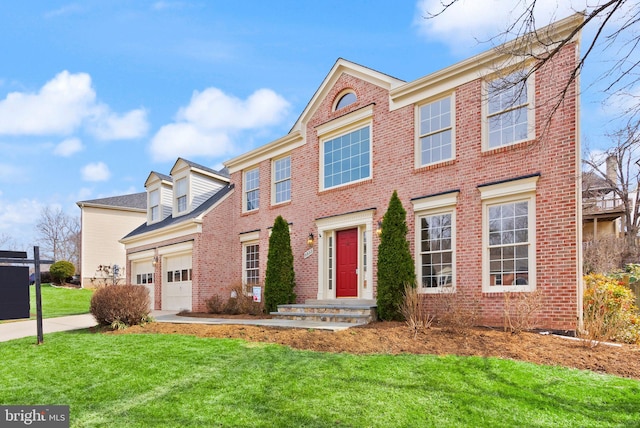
[175,177,188,214]
[317,106,373,192]
[244,167,260,212]
[333,89,357,111]
[483,71,535,151]
[272,155,291,205]
[416,94,455,168]
[412,192,457,294]
[480,176,538,293]
[242,242,260,287]
[149,189,160,223]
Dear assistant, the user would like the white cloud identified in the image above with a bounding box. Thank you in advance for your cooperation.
[81,162,111,182]
[414,0,583,49]
[0,162,28,183]
[54,137,84,157]
[76,187,94,201]
[150,87,290,162]
[0,71,148,140]
[0,198,43,233]
[87,107,149,140]
[44,4,84,18]
[152,1,188,11]
[0,71,95,135]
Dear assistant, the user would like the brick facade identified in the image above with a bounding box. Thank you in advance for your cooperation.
[124,15,582,330]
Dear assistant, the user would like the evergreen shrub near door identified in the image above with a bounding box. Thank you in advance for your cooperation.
[264,215,296,313]
[377,191,416,321]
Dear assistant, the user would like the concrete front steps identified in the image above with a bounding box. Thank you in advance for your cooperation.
[272,299,377,325]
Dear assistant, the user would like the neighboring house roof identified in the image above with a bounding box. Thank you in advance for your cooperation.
[582,171,615,195]
[76,192,147,211]
[122,184,234,240]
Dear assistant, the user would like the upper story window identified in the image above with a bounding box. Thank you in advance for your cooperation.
[244,168,260,212]
[273,156,291,204]
[335,91,356,111]
[486,73,533,149]
[149,189,160,222]
[322,126,371,190]
[418,96,454,166]
[175,178,187,213]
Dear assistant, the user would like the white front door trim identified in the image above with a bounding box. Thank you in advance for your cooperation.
[315,209,375,300]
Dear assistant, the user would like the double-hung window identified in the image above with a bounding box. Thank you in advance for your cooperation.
[149,189,159,222]
[244,243,259,285]
[418,96,453,166]
[175,178,187,213]
[412,191,457,293]
[480,175,538,292]
[486,73,533,149]
[488,201,529,286]
[244,168,260,212]
[273,156,291,204]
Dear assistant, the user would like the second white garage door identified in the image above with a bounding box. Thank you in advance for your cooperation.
[163,253,192,311]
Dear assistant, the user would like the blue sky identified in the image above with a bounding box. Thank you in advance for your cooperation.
[0,1,633,249]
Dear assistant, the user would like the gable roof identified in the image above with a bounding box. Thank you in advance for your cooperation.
[171,157,230,181]
[77,192,147,211]
[145,171,173,187]
[290,58,405,134]
[121,184,234,240]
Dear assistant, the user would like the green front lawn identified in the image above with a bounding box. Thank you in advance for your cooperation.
[29,284,94,319]
[1,332,639,427]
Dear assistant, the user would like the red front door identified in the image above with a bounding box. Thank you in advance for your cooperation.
[336,228,358,298]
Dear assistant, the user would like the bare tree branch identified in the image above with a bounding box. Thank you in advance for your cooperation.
[426,1,638,128]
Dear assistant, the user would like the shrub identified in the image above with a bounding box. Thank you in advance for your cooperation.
[264,215,296,313]
[90,284,151,329]
[400,283,434,338]
[377,191,416,321]
[40,271,52,284]
[582,273,640,346]
[205,294,223,314]
[207,283,264,316]
[583,238,628,274]
[50,260,75,285]
[503,290,544,334]
[434,287,480,333]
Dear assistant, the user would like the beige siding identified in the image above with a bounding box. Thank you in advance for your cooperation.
[191,172,225,208]
[160,183,173,220]
[80,206,146,288]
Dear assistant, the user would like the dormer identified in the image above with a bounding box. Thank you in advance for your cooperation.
[145,172,173,225]
[169,158,231,217]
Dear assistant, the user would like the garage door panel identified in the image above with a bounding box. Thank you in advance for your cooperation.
[163,254,192,311]
[132,260,154,310]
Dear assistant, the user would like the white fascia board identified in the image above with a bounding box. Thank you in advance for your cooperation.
[390,13,583,110]
[225,131,304,174]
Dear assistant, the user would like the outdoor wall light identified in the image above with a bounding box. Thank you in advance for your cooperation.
[152,255,159,266]
[376,220,383,237]
[307,232,315,247]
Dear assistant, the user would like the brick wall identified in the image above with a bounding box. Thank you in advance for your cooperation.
[187,43,579,330]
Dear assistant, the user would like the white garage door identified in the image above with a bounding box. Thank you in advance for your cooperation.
[163,253,192,311]
[132,260,154,310]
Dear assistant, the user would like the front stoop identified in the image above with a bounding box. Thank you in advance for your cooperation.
[272,300,377,325]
